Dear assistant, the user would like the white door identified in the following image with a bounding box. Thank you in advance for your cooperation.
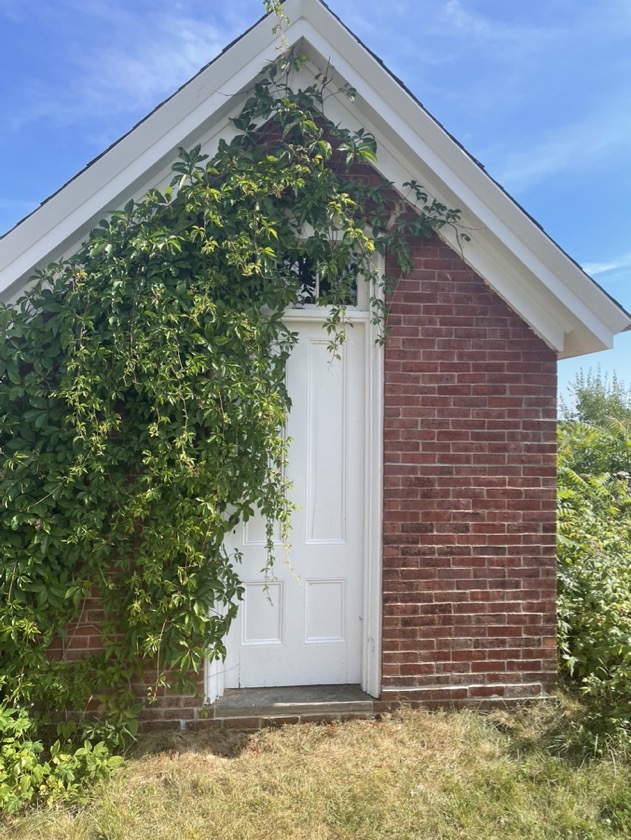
[223,318,366,687]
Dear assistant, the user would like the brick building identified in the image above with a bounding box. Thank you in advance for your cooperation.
[1,0,629,727]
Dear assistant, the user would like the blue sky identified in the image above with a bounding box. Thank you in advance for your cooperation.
[1,0,630,399]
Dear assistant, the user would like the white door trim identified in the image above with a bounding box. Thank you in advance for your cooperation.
[206,307,383,701]
[362,309,384,698]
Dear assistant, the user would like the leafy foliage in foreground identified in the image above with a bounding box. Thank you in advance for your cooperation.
[558,370,631,742]
[0,51,465,810]
[0,706,122,814]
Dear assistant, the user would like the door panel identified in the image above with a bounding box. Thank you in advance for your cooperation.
[223,320,366,687]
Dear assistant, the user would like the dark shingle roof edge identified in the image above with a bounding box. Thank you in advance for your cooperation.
[0,6,269,241]
[316,0,631,325]
[3,0,629,327]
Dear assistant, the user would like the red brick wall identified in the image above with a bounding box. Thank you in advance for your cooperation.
[381,235,558,705]
[48,590,207,731]
[50,232,558,723]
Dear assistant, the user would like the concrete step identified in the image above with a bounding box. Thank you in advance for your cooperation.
[209,684,376,722]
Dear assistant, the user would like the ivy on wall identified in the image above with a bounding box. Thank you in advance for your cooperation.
[0,53,464,749]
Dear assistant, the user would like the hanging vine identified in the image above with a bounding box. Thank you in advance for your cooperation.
[0,50,465,774]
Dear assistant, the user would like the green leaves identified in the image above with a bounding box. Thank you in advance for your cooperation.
[0,706,123,813]
[0,49,465,779]
[558,372,631,743]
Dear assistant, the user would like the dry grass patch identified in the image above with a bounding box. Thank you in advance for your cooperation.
[4,705,631,839]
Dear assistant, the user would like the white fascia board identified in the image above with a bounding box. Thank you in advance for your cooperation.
[291,21,626,356]
[311,75,568,352]
[439,224,614,357]
[350,103,620,355]
[2,0,628,356]
[0,10,300,300]
[294,7,631,354]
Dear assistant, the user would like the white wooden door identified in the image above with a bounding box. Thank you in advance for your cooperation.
[223,318,366,687]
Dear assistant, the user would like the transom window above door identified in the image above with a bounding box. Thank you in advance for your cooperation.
[283,253,360,308]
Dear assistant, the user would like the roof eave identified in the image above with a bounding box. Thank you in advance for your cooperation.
[1,0,629,359]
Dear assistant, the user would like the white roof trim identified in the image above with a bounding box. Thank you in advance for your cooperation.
[1,0,629,358]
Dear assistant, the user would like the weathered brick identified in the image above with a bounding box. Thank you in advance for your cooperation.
[382,233,557,699]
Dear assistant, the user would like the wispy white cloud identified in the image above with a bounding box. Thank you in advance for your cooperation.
[496,135,608,193]
[396,0,631,120]
[488,82,631,193]
[579,255,631,307]
[441,0,548,45]
[0,0,24,21]
[7,3,241,133]
[83,19,228,110]
[437,0,631,53]
[583,256,631,277]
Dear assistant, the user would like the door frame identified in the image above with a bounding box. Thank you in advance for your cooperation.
[206,306,383,701]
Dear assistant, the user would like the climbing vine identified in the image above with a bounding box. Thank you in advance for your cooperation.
[0,48,464,802]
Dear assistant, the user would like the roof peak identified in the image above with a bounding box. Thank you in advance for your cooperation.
[1,0,629,356]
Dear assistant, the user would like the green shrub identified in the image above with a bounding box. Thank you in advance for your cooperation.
[0,705,123,813]
[558,371,631,744]
[1,49,467,810]
[0,53,450,699]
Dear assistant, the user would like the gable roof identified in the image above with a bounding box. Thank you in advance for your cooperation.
[1,0,629,358]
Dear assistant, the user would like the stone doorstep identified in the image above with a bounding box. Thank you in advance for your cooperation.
[139,682,553,732]
[207,684,376,721]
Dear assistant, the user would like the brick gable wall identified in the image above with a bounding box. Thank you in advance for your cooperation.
[49,232,558,725]
[381,235,558,705]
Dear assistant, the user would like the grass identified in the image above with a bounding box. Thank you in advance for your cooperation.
[4,699,631,839]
